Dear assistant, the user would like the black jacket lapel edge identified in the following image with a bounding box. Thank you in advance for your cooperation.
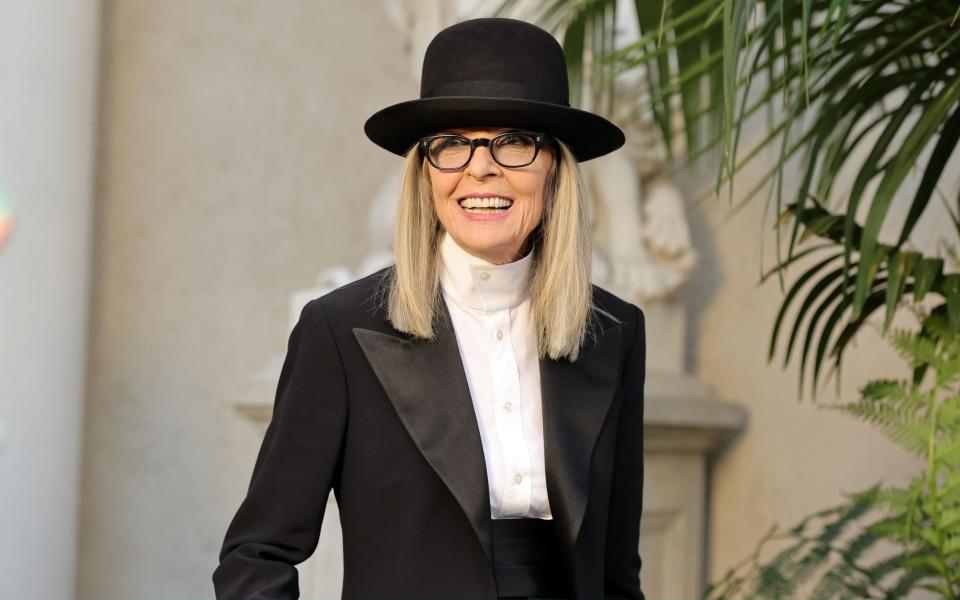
[351,301,494,572]
[352,297,623,588]
[540,321,622,575]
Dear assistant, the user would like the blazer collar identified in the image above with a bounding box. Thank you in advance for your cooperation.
[351,293,622,583]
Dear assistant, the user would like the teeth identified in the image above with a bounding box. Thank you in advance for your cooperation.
[459,196,513,209]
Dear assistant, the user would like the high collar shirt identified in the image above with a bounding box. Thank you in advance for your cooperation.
[438,231,553,520]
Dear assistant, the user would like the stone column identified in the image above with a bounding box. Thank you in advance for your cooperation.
[0,1,102,597]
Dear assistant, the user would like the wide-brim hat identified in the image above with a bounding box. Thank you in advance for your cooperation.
[364,17,625,162]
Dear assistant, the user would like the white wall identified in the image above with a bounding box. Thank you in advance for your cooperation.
[78,2,412,598]
[0,1,102,597]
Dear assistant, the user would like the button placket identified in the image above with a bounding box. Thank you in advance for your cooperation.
[487,308,532,514]
[508,460,531,514]
[440,234,544,518]
[491,312,518,419]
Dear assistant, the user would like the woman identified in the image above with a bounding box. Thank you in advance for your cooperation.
[213,17,646,600]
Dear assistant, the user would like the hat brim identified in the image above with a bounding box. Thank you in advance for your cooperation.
[364,96,625,162]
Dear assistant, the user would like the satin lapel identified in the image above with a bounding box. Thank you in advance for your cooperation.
[540,322,622,560]
[351,300,493,571]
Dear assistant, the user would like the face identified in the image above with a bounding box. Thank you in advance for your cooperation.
[426,126,555,265]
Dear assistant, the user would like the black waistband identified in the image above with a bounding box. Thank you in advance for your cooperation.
[491,517,573,599]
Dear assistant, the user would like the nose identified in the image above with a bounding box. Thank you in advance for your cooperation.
[464,142,500,180]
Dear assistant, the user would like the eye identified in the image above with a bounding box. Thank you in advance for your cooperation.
[437,136,470,149]
[495,133,533,147]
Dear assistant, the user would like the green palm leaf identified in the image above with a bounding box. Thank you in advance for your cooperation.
[507,0,960,397]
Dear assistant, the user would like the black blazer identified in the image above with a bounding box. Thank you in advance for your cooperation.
[213,266,647,600]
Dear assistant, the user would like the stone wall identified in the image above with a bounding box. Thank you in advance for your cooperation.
[78,2,410,597]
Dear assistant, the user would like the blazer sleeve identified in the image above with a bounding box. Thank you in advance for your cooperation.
[604,304,646,600]
[213,299,349,600]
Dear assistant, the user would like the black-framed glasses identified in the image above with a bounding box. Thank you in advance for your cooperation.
[418,131,550,171]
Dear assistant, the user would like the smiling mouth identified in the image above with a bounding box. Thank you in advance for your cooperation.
[458,196,514,214]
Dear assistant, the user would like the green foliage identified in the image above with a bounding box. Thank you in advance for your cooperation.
[704,314,960,599]
[765,199,960,401]
[497,0,960,397]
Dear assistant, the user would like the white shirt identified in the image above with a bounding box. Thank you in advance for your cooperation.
[438,231,553,520]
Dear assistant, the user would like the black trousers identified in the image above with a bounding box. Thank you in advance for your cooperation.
[491,517,574,600]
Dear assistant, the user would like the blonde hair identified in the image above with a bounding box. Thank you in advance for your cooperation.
[379,137,619,362]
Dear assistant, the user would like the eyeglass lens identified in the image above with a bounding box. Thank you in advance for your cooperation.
[426,133,539,169]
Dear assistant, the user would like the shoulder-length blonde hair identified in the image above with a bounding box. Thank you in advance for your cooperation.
[379,136,618,362]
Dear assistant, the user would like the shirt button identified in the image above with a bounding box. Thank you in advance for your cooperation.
[495,329,503,340]
[504,401,513,413]
[513,472,523,484]
[478,271,490,280]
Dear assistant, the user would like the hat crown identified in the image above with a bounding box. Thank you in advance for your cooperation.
[420,18,571,107]
[364,17,625,162]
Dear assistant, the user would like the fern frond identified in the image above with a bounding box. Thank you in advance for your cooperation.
[861,550,903,583]
[943,532,960,557]
[765,541,806,575]
[787,504,847,536]
[939,471,960,504]
[940,506,960,530]
[936,437,960,469]
[900,550,945,576]
[883,564,930,599]
[935,350,960,389]
[841,527,878,563]
[824,408,931,456]
[881,418,932,456]
[820,495,875,544]
[917,527,943,554]
[890,327,936,368]
[780,543,831,592]
[858,486,920,513]
[918,581,959,596]
[754,561,796,596]
[937,395,960,431]
[855,378,927,417]
[810,560,855,598]
[921,312,954,342]
[860,378,908,402]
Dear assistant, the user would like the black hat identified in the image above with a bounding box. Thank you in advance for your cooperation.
[364,17,625,162]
